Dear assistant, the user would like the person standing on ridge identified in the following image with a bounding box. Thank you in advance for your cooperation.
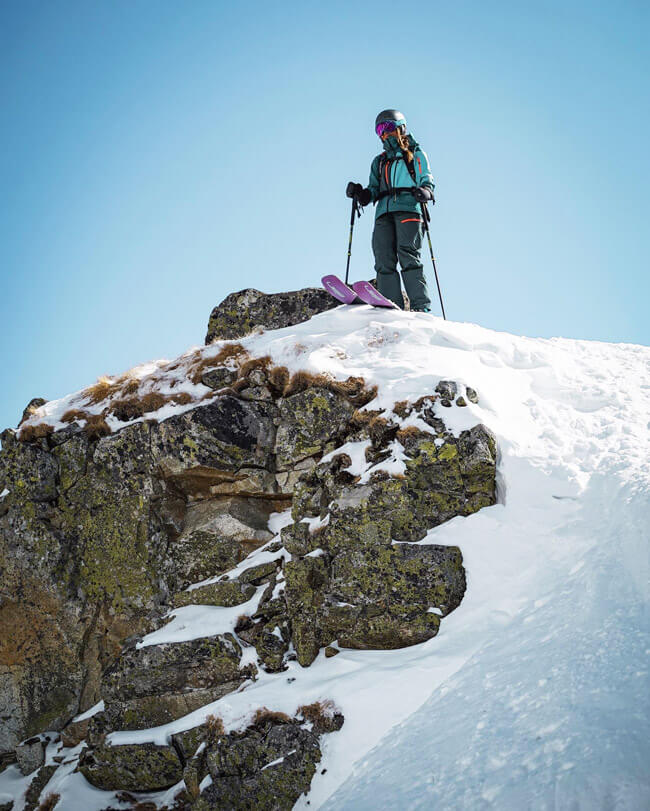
[347,110,435,311]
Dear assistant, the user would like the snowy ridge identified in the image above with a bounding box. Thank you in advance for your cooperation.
[2,305,649,810]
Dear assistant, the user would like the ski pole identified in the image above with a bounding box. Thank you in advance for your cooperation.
[344,196,362,285]
[419,202,447,320]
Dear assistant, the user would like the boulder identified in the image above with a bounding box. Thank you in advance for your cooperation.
[101,635,253,730]
[152,396,278,479]
[78,742,182,791]
[15,737,44,776]
[205,287,337,343]
[202,719,323,810]
[17,399,47,429]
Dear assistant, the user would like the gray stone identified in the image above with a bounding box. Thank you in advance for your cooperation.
[276,388,354,470]
[435,380,458,400]
[15,737,44,776]
[18,399,47,429]
[101,635,253,730]
[201,367,236,390]
[203,720,322,810]
[205,287,337,343]
[78,742,182,791]
[284,415,497,666]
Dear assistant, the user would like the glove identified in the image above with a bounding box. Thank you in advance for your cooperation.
[346,181,363,199]
[414,186,434,204]
[358,187,372,206]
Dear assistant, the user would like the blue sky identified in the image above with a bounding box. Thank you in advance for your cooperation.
[1,0,648,430]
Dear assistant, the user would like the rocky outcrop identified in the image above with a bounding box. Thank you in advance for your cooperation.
[79,741,183,791]
[0,385,291,753]
[205,287,337,343]
[1,288,498,806]
[100,635,255,730]
[282,409,496,666]
[201,717,325,809]
[80,710,343,809]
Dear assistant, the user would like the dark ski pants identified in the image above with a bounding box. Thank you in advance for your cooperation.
[372,211,431,310]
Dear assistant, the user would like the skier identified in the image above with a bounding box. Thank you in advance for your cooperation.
[347,110,435,312]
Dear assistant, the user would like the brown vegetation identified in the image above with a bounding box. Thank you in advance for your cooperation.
[368,415,399,446]
[85,376,120,405]
[82,414,112,441]
[171,391,193,406]
[396,425,421,443]
[188,343,248,384]
[37,794,61,811]
[330,377,378,408]
[282,371,377,408]
[297,699,337,724]
[296,699,343,733]
[204,713,225,743]
[61,408,88,424]
[392,400,412,418]
[237,355,272,379]
[349,408,382,427]
[282,369,321,397]
[268,365,291,396]
[251,707,292,727]
[413,395,438,410]
[18,423,55,442]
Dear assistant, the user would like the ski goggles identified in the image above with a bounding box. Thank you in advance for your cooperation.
[375,120,399,137]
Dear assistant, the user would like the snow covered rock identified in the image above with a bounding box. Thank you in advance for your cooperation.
[205,287,337,343]
[1,296,505,808]
[99,635,255,732]
[283,408,495,666]
[201,717,326,810]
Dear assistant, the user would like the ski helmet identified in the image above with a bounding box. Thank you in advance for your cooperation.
[375,109,407,131]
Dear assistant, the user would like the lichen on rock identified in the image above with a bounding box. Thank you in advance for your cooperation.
[205,287,337,343]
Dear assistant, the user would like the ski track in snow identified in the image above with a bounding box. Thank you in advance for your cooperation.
[2,305,649,811]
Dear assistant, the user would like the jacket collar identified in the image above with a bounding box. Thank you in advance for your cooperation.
[381,133,419,158]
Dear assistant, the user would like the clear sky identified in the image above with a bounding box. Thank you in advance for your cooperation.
[1,0,648,431]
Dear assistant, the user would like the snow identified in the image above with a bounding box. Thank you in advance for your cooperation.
[137,586,267,648]
[320,438,408,483]
[72,700,104,723]
[320,439,371,475]
[3,305,648,810]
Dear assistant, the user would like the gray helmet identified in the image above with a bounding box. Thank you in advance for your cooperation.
[375,109,407,130]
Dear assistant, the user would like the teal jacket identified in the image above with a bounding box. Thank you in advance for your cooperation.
[368,133,435,219]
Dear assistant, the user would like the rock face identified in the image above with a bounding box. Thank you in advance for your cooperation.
[100,635,255,730]
[205,287,337,343]
[79,711,342,809]
[202,718,324,809]
[283,412,496,666]
[1,288,498,804]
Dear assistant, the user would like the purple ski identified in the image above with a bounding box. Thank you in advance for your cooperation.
[321,275,359,304]
[352,280,398,309]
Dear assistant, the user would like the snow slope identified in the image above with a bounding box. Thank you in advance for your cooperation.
[2,306,648,810]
